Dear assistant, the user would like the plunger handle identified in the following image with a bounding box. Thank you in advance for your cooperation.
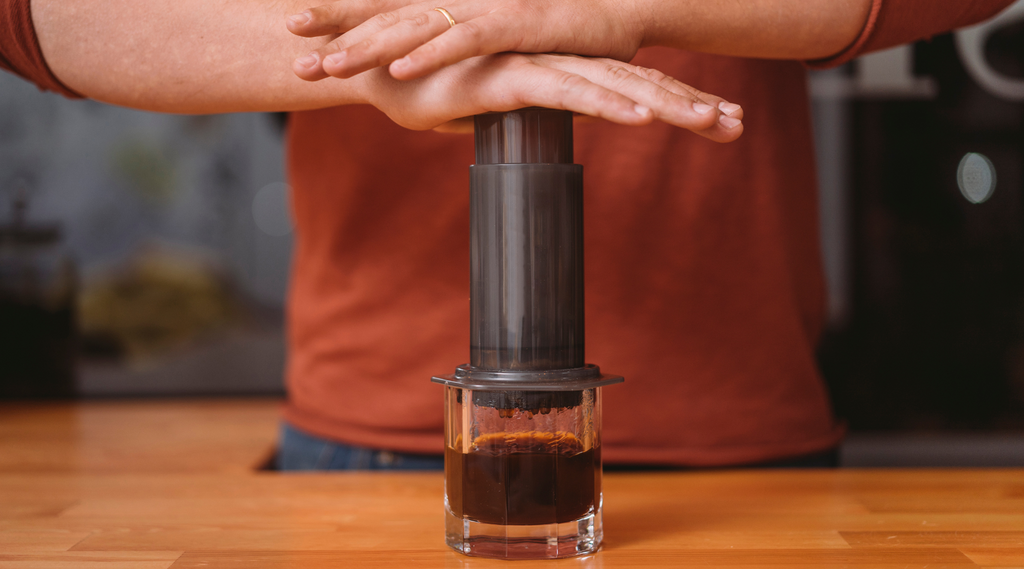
[469,109,584,372]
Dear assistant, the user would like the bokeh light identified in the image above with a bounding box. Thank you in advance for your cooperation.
[252,182,293,236]
[956,152,997,204]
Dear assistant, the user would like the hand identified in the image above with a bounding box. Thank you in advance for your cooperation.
[347,52,743,141]
[287,0,643,81]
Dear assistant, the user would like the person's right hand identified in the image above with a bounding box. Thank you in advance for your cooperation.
[343,52,743,140]
[286,0,643,82]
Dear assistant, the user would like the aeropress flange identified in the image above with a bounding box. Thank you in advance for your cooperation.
[432,108,623,559]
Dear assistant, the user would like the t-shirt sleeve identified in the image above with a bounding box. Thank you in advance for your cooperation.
[1,0,82,97]
[808,0,1018,69]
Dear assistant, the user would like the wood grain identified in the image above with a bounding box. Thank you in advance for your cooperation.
[842,531,1024,547]
[169,548,981,568]
[0,530,91,553]
[0,400,280,474]
[960,548,1024,567]
[2,401,1024,567]
[0,551,181,569]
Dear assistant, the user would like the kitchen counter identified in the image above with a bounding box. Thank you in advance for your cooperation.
[1,400,1022,567]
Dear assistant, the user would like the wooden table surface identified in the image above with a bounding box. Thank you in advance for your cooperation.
[1,399,1022,568]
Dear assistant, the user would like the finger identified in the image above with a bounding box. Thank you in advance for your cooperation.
[535,55,741,141]
[621,64,744,142]
[324,8,453,79]
[717,100,744,121]
[633,68,745,123]
[485,55,654,127]
[614,61,745,142]
[294,41,354,81]
[389,13,520,81]
[293,49,331,81]
[293,5,421,81]
[297,3,437,79]
[713,99,744,138]
[287,0,406,37]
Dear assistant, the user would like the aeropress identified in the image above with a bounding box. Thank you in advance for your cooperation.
[433,108,623,559]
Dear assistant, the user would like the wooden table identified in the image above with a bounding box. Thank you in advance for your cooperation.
[1,400,1022,568]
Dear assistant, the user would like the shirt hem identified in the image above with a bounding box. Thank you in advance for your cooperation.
[283,403,847,467]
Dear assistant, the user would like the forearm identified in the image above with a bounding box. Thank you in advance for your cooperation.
[32,0,368,113]
[634,0,873,60]
[27,0,749,138]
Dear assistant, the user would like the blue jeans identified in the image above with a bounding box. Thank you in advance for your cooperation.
[277,422,838,471]
[277,422,445,471]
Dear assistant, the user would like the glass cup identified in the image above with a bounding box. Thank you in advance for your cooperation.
[443,386,603,559]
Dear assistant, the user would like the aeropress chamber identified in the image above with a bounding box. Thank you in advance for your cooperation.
[432,108,623,559]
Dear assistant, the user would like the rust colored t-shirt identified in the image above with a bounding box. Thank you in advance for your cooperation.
[282,52,840,466]
[0,0,79,96]
[3,0,1014,465]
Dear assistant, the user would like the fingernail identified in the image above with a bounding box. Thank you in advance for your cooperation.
[324,52,345,67]
[392,57,410,71]
[288,12,311,26]
[693,102,714,114]
[634,105,651,117]
[719,115,742,129]
[718,101,741,115]
[296,53,318,68]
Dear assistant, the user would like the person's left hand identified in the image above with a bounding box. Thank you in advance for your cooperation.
[286,0,644,81]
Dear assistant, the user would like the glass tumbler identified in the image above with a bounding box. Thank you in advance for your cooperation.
[443,386,603,559]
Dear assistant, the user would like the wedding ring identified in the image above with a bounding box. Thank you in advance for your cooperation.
[433,7,456,28]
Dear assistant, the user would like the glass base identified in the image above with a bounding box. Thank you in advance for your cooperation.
[444,506,602,559]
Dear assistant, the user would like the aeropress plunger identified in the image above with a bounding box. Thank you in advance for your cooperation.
[432,108,623,559]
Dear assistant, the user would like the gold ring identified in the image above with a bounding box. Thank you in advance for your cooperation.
[433,7,456,28]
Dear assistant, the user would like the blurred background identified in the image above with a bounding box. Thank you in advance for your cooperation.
[1,3,1022,466]
[0,92,291,398]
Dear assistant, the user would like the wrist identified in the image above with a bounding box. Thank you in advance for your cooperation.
[623,0,657,50]
[583,0,649,60]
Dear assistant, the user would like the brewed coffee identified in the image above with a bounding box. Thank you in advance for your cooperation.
[446,431,598,525]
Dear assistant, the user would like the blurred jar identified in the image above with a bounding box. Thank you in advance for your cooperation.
[0,193,77,399]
